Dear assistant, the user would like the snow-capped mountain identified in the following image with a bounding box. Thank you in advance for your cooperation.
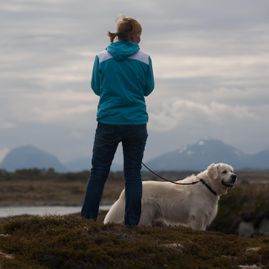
[145,138,269,170]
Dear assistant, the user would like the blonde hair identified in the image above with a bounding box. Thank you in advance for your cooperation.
[108,16,142,42]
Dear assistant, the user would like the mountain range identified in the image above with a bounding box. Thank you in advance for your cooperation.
[0,139,268,172]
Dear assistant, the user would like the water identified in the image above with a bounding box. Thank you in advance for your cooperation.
[0,205,111,218]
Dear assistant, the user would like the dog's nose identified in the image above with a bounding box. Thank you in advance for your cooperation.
[231,174,237,182]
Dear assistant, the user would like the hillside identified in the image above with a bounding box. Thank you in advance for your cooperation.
[0,215,268,269]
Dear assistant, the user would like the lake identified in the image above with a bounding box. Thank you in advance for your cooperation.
[0,205,111,218]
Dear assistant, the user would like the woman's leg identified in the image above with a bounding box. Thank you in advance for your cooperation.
[122,124,148,225]
[81,123,119,219]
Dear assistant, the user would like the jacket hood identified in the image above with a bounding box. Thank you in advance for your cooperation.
[106,41,139,61]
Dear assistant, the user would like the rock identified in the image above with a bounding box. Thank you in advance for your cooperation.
[0,234,10,237]
[246,247,261,253]
[238,265,261,269]
[238,221,255,237]
[258,218,269,235]
[0,250,14,259]
[160,243,184,253]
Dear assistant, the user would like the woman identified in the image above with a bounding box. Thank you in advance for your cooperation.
[81,16,154,225]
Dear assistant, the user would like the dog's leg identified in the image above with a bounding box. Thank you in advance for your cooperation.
[139,202,160,226]
[152,219,166,227]
[189,214,207,231]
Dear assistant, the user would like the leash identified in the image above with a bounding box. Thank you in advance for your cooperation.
[141,162,201,186]
[141,162,218,196]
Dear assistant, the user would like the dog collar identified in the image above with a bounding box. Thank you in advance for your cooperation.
[199,178,218,196]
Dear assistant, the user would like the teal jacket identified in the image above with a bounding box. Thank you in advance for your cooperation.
[91,41,154,125]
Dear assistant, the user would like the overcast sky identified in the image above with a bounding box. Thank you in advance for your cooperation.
[1,0,269,164]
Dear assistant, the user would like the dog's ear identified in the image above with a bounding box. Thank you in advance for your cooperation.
[207,163,218,180]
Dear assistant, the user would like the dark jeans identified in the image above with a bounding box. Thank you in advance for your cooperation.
[81,122,148,225]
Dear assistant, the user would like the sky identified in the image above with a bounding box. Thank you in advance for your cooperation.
[1,0,269,164]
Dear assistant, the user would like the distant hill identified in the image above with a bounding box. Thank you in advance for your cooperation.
[0,145,66,172]
[65,157,91,172]
[145,138,269,171]
[64,157,122,172]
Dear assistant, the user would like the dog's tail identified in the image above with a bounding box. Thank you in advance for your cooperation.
[103,191,125,224]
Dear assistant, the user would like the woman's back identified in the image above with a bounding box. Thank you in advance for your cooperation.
[91,40,154,124]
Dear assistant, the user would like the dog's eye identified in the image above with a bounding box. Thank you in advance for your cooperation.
[222,170,227,174]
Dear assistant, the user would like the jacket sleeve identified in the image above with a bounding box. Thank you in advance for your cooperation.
[91,56,101,96]
[144,56,155,96]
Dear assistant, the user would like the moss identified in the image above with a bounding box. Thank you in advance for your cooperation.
[0,215,269,269]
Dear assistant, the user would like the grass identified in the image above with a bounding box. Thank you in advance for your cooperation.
[209,181,269,234]
[0,170,124,206]
[0,215,269,269]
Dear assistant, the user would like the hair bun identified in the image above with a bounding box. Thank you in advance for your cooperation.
[108,16,142,42]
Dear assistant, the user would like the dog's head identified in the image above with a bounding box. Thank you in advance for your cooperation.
[206,163,237,195]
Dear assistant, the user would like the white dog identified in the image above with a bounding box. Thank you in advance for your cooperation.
[104,163,237,231]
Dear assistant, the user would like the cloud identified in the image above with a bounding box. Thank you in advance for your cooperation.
[0,121,16,130]
[0,89,97,125]
[149,96,256,131]
[0,0,269,162]
[153,54,269,79]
